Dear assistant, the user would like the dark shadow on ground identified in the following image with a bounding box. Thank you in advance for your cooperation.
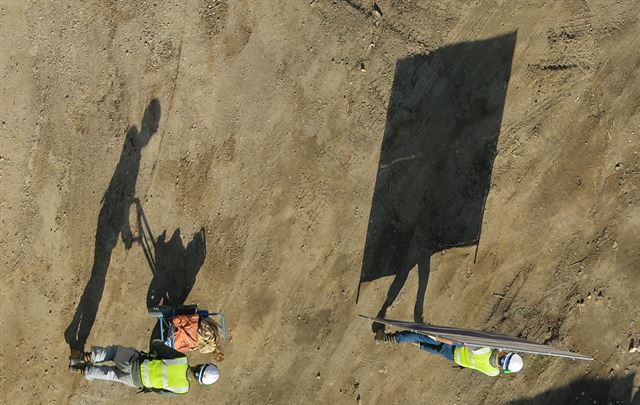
[64,99,160,351]
[504,373,637,405]
[134,200,206,343]
[357,33,517,329]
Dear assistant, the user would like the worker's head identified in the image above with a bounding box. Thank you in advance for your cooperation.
[499,352,523,374]
[193,364,220,385]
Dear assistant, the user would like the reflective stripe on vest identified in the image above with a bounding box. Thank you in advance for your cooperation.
[453,346,500,377]
[140,357,190,393]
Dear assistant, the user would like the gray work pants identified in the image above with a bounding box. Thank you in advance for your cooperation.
[85,345,139,387]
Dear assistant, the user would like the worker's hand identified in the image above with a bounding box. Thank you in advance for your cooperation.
[430,335,454,345]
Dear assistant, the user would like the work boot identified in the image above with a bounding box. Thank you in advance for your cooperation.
[69,350,82,366]
[69,362,87,375]
[374,330,397,344]
[69,350,92,364]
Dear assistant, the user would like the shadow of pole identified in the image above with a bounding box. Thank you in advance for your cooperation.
[64,99,161,352]
[134,198,157,275]
[357,33,517,330]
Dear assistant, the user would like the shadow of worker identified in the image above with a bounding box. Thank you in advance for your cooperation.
[64,99,161,351]
[134,200,206,342]
[357,33,516,330]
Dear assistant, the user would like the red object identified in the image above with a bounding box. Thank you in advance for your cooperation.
[172,314,199,352]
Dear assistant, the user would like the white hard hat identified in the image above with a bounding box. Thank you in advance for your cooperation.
[504,353,523,373]
[197,364,220,385]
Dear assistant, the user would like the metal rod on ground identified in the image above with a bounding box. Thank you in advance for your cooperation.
[359,314,594,361]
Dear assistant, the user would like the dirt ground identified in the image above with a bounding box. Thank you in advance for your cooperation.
[1,0,640,404]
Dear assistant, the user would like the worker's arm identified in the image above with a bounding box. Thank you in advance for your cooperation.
[140,387,180,396]
[154,389,180,397]
[150,339,186,359]
[428,335,454,345]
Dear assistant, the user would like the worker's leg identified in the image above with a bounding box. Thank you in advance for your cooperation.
[91,345,137,365]
[113,346,139,373]
[394,331,454,361]
[90,346,117,363]
[394,330,439,346]
[85,365,135,387]
[426,342,454,362]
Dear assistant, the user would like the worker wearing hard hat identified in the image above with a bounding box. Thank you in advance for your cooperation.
[375,330,523,376]
[69,339,220,395]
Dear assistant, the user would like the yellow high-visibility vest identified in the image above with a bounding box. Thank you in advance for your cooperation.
[453,346,500,377]
[140,357,190,393]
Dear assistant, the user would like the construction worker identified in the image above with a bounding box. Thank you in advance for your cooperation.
[375,329,523,376]
[69,339,219,395]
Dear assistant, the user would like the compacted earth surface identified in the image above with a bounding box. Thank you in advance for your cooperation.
[1,1,639,404]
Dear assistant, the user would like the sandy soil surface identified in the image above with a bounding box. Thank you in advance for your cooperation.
[1,0,640,404]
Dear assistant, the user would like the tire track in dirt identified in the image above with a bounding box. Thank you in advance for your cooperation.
[330,0,437,50]
[221,0,252,60]
[500,4,601,161]
[199,0,229,41]
[139,39,182,202]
